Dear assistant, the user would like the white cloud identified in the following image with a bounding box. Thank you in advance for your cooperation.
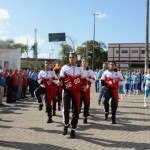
[0,8,10,33]
[95,12,110,19]
[14,34,45,46]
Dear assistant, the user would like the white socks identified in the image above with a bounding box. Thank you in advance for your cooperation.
[144,97,147,107]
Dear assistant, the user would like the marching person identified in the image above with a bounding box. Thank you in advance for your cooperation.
[60,52,87,138]
[132,70,140,95]
[143,68,150,107]
[94,68,99,93]
[54,63,62,111]
[34,60,58,123]
[81,57,96,124]
[124,71,132,96]
[97,63,107,105]
[101,61,123,124]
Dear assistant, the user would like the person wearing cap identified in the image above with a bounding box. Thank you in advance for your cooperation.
[3,68,9,97]
[80,57,96,124]
[12,68,19,102]
[59,52,87,138]
[0,67,5,106]
[101,61,123,124]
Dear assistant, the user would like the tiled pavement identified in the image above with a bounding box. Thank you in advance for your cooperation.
[0,86,150,150]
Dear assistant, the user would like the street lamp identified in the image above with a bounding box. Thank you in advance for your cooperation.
[66,36,75,52]
[92,13,99,70]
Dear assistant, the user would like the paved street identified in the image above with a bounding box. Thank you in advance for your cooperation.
[0,86,150,150]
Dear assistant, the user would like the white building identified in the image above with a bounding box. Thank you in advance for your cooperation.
[0,48,21,70]
[108,43,150,70]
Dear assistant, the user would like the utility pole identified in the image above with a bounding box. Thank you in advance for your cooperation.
[145,0,149,72]
[34,28,38,68]
[86,41,88,58]
[26,37,29,59]
[92,13,99,70]
[26,37,29,67]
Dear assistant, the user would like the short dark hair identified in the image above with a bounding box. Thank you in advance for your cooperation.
[109,61,116,65]
[81,57,88,61]
[69,52,77,58]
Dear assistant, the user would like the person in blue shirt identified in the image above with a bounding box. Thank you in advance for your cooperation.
[97,63,107,105]
[0,68,5,106]
[94,69,99,93]
[30,69,39,97]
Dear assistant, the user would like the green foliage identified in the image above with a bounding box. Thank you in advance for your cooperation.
[59,42,73,65]
[0,39,27,54]
[76,40,108,70]
[0,39,14,48]
[13,43,27,54]
[59,40,108,69]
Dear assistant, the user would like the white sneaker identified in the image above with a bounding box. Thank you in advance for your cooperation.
[144,103,147,107]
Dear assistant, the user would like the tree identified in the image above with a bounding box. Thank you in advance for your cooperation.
[13,43,27,54]
[0,39,27,54]
[59,42,73,65]
[76,40,107,70]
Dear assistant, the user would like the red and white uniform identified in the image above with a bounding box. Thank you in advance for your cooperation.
[101,70,123,103]
[38,70,58,107]
[60,65,87,91]
[83,67,96,104]
[60,65,87,112]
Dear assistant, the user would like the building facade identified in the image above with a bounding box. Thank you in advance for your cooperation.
[0,48,21,70]
[108,43,150,70]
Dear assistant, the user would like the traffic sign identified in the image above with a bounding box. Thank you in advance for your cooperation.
[48,33,66,42]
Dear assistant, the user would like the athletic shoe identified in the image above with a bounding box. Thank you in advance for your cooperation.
[70,130,75,139]
[63,125,69,135]
[39,103,43,111]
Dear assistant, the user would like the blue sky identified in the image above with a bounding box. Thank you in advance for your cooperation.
[0,0,147,59]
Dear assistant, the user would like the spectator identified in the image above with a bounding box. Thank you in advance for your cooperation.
[0,66,5,106]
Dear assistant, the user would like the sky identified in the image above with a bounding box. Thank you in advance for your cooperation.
[0,0,147,59]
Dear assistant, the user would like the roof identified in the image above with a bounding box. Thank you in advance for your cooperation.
[0,48,19,55]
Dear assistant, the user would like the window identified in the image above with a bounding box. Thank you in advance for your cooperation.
[132,50,138,53]
[4,61,9,68]
[116,50,119,53]
[121,50,128,53]
[141,50,145,54]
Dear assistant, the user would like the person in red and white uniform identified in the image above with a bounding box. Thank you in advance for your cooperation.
[54,63,62,111]
[21,70,28,99]
[101,61,123,124]
[81,57,96,124]
[12,68,19,102]
[60,52,87,139]
[34,60,58,123]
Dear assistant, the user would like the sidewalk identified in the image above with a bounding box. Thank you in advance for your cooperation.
[0,86,150,150]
